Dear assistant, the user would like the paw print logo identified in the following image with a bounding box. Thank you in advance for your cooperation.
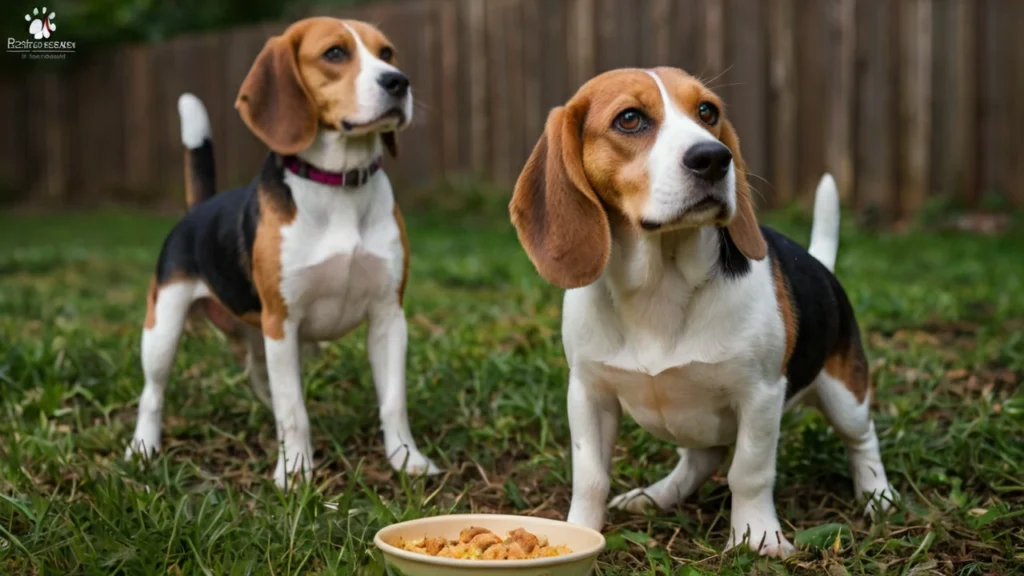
[25,7,57,40]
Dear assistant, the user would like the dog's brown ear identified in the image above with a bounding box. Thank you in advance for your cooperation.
[381,132,398,158]
[236,34,317,155]
[719,119,767,260]
[509,103,610,289]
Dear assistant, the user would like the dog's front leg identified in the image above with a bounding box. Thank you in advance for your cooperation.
[264,319,314,488]
[726,378,794,557]
[566,370,620,531]
[367,302,440,476]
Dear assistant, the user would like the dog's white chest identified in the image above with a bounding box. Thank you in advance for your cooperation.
[277,174,400,341]
[565,258,784,450]
[595,362,740,448]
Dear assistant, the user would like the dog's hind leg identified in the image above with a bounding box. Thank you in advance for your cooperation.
[810,370,898,515]
[126,279,200,460]
[609,446,726,514]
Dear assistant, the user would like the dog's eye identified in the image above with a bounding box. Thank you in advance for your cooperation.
[323,46,349,63]
[613,109,647,134]
[697,102,719,125]
[379,47,394,61]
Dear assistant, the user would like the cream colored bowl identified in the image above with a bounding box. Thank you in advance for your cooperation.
[374,514,606,576]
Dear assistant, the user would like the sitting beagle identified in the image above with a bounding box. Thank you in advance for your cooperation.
[510,67,896,556]
[126,18,440,487]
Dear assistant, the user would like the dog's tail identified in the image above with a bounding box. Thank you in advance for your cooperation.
[808,173,840,273]
[178,93,216,209]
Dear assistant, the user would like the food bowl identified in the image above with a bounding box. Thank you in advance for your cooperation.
[374,514,605,576]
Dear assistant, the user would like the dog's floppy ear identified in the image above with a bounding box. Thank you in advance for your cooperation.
[236,34,317,155]
[509,102,610,289]
[719,119,767,261]
[381,132,398,158]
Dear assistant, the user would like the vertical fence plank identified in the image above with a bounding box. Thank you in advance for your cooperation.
[898,0,933,217]
[39,73,68,203]
[540,0,570,107]
[487,0,511,185]
[504,0,527,185]
[438,0,461,173]
[123,45,154,197]
[724,0,767,205]
[702,0,725,80]
[521,0,543,160]
[466,0,489,176]
[1009,0,1024,206]
[670,0,699,73]
[825,0,855,203]
[568,0,595,91]
[854,0,896,218]
[649,0,672,66]
[595,0,619,73]
[795,0,827,204]
[931,0,977,204]
[977,0,1010,206]
[768,0,795,204]
[0,78,27,200]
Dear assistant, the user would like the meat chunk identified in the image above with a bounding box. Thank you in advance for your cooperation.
[423,536,446,556]
[508,527,540,553]
[459,526,492,543]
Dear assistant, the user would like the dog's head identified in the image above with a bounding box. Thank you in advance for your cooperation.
[509,67,766,289]
[235,17,411,157]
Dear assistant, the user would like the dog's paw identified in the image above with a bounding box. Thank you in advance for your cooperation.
[388,446,441,476]
[609,488,667,515]
[124,436,159,462]
[862,484,899,518]
[274,447,314,489]
[727,519,794,558]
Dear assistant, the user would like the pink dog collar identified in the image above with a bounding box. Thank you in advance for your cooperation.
[283,155,383,188]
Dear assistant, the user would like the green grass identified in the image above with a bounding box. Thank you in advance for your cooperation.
[0,202,1021,575]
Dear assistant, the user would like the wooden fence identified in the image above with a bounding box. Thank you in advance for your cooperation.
[0,0,1022,216]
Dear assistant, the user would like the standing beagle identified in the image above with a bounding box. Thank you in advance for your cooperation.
[510,68,896,556]
[126,18,440,487]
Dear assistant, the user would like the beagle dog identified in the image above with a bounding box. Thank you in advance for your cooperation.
[126,18,440,487]
[510,68,896,556]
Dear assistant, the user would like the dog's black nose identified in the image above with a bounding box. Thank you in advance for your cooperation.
[378,71,410,98]
[683,141,733,183]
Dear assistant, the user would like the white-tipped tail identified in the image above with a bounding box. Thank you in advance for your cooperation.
[178,93,211,149]
[808,173,840,272]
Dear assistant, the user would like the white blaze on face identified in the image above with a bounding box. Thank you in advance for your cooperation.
[642,70,736,228]
[343,23,414,130]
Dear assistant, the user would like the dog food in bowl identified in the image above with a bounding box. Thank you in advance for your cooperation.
[398,526,572,560]
[375,513,605,576]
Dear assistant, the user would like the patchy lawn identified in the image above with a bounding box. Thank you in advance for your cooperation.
[0,202,1021,575]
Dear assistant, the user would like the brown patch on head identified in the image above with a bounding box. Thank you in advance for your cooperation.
[825,341,870,403]
[772,261,797,367]
[511,69,667,288]
[251,187,296,340]
[236,18,400,155]
[575,69,666,225]
[392,202,410,304]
